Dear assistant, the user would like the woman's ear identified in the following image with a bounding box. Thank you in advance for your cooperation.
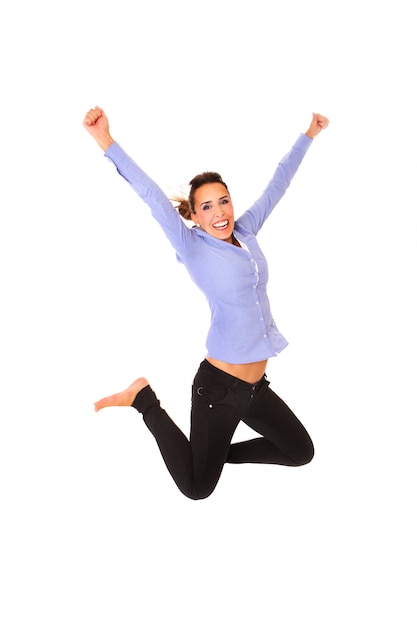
[191,212,199,226]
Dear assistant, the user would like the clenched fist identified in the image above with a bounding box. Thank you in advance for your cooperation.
[306,113,329,139]
[83,106,114,151]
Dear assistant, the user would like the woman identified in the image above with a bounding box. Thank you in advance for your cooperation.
[83,106,329,500]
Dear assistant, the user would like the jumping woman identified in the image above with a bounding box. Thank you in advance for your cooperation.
[83,106,329,499]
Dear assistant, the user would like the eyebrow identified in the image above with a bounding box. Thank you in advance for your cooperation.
[199,195,229,208]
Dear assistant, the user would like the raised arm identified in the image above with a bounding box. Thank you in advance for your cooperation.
[237,112,329,235]
[82,106,192,255]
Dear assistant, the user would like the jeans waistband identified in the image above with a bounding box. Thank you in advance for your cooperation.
[198,359,267,393]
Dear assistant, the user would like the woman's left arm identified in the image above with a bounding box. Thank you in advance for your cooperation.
[237,113,329,234]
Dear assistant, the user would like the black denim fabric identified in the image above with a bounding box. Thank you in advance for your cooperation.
[132,359,314,500]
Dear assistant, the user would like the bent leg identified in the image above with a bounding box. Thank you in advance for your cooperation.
[227,383,314,467]
[133,366,244,499]
[133,385,195,495]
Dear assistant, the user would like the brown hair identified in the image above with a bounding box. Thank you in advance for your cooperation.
[172,172,229,221]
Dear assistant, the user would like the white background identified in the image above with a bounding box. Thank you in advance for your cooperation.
[1,1,416,624]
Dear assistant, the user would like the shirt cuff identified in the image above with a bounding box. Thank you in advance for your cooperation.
[104,141,125,164]
[294,133,313,152]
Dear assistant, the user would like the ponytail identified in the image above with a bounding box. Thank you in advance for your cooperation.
[171,196,193,221]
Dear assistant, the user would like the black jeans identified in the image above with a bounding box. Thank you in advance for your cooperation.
[132,359,314,500]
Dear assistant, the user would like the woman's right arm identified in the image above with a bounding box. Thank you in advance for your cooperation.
[83,107,192,254]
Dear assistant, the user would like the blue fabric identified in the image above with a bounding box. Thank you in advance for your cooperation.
[104,133,312,363]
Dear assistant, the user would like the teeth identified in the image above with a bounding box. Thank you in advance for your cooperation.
[214,220,228,229]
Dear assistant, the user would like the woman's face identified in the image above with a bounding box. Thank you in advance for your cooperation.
[191,182,235,243]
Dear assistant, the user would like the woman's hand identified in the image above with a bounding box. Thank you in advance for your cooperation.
[305,113,329,139]
[83,106,114,151]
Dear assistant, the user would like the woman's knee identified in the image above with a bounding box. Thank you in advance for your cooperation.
[183,477,219,501]
[295,439,314,466]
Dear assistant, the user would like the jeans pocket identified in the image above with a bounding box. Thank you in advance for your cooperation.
[192,383,229,408]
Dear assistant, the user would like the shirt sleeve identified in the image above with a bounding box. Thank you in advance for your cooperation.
[104,142,192,254]
[237,133,313,235]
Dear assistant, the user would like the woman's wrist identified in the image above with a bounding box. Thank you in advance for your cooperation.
[96,133,115,152]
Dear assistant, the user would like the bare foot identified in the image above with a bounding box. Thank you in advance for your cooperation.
[94,377,149,412]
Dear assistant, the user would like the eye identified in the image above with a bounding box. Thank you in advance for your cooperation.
[221,198,229,205]
[202,204,212,211]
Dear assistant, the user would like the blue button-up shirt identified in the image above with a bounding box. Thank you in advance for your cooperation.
[105,133,312,364]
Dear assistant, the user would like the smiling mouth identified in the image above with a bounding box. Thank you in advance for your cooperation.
[213,220,229,230]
